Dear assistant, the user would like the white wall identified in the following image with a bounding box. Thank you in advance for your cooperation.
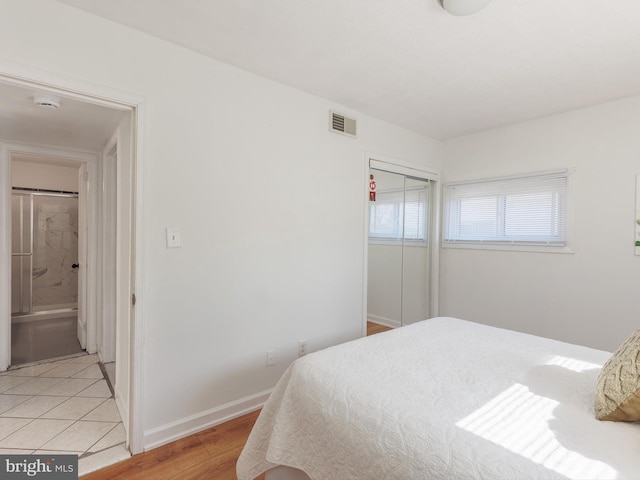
[441,97,640,352]
[0,0,443,448]
[12,159,79,191]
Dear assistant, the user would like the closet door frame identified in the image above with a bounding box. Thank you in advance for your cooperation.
[363,154,441,335]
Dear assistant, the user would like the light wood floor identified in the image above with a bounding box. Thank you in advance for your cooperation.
[81,322,392,480]
[367,321,392,336]
[81,409,263,480]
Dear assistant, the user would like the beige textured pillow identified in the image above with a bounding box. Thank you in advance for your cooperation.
[595,328,640,422]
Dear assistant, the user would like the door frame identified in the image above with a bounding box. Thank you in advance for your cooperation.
[8,147,97,351]
[363,153,441,335]
[78,162,88,349]
[98,140,118,364]
[0,60,146,454]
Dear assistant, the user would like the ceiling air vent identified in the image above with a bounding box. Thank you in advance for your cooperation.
[329,111,357,138]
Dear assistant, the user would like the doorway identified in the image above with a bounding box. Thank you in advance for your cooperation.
[0,67,144,454]
[366,159,438,329]
[11,184,83,364]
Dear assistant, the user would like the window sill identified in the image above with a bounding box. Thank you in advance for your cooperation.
[442,242,573,254]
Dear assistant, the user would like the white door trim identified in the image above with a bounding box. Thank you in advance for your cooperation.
[369,154,440,181]
[0,60,146,455]
[98,138,118,364]
[0,148,10,367]
[78,162,89,350]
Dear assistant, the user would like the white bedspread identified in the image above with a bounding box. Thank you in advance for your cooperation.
[237,318,640,480]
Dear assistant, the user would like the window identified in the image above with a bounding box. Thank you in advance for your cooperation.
[443,170,570,250]
[369,187,427,242]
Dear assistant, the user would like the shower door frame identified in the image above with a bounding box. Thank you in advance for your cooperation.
[11,189,81,319]
[363,154,441,335]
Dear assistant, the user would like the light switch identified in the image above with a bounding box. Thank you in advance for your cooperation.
[166,228,181,248]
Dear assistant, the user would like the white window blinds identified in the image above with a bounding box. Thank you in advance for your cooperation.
[443,171,569,247]
[369,187,428,242]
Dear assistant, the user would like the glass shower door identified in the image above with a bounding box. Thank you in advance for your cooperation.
[31,194,79,312]
[11,192,79,317]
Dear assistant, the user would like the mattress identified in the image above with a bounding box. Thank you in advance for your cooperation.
[237,317,640,480]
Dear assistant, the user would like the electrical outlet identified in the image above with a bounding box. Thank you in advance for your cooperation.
[267,349,276,366]
[298,340,308,357]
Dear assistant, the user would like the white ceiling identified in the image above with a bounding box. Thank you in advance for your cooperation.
[0,81,125,151]
[56,0,640,139]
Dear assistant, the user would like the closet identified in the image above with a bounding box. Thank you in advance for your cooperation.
[367,162,434,328]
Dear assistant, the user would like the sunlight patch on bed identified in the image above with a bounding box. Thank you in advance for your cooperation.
[456,383,617,479]
[546,355,601,372]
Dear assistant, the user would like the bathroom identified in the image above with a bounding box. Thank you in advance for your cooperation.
[10,155,83,366]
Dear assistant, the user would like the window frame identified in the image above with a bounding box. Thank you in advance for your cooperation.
[442,169,574,253]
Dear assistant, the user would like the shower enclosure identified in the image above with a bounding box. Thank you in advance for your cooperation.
[11,190,79,318]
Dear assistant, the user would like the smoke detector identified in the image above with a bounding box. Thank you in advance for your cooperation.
[33,95,61,109]
[441,0,492,16]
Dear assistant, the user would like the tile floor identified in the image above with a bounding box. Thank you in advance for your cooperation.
[0,353,131,476]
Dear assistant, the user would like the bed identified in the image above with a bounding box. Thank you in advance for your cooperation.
[236,317,640,480]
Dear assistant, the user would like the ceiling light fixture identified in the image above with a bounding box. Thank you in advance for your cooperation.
[33,95,61,109]
[441,0,492,16]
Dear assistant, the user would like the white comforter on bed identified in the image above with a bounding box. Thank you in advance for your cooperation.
[237,317,640,480]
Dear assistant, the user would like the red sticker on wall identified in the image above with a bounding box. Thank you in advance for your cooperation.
[369,175,376,201]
